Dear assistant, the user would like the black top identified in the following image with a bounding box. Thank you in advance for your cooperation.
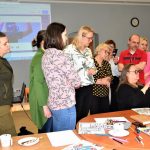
[93,59,112,97]
[117,84,150,110]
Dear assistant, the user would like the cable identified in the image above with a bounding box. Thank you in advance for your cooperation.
[20,103,33,122]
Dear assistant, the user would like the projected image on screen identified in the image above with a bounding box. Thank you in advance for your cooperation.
[0,2,51,61]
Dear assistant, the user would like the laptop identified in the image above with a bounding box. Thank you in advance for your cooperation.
[12,83,26,103]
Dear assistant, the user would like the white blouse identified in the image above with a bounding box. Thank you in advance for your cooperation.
[64,44,95,86]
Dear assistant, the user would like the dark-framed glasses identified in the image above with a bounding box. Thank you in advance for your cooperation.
[128,70,139,74]
[82,35,93,41]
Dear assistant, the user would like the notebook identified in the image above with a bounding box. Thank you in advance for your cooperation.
[130,114,150,125]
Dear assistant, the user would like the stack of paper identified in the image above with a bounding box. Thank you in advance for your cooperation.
[78,122,105,134]
[138,127,150,136]
[130,114,150,125]
[47,130,81,147]
[132,108,150,115]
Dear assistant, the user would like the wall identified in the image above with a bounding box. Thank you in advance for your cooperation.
[10,2,150,89]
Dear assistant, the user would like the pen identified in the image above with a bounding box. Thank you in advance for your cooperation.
[113,121,127,123]
[112,138,123,144]
[136,136,144,146]
[130,127,143,140]
[109,137,128,143]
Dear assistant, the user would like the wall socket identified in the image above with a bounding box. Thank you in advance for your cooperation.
[14,88,21,93]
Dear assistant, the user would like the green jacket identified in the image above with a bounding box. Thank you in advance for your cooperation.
[0,57,13,106]
[29,48,49,129]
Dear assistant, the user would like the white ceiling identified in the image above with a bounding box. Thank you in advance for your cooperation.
[3,0,150,5]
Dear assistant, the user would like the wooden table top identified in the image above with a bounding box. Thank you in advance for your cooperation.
[1,110,150,150]
[0,131,112,150]
[77,110,150,150]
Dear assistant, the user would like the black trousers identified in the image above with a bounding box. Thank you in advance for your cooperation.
[90,95,109,114]
[110,76,119,112]
[75,85,93,123]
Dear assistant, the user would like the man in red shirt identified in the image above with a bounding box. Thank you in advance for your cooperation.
[118,34,147,84]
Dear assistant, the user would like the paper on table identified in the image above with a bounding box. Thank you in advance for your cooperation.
[132,108,150,115]
[47,130,81,147]
[94,117,129,124]
[78,122,105,134]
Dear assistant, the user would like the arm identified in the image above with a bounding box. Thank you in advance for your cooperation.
[135,50,147,70]
[141,81,150,94]
[64,56,81,88]
[118,51,125,72]
[135,62,146,71]
[96,61,112,87]
[118,63,124,72]
[96,76,111,87]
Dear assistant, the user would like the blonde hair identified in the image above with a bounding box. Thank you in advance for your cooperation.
[72,26,94,50]
[140,36,149,51]
[95,43,110,56]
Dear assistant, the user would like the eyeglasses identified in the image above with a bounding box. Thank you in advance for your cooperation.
[128,70,139,74]
[82,35,93,41]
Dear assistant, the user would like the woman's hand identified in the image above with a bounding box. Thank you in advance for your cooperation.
[96,77,110,87]
[43,106,52,118]
[87,68,97,75]
[141,81,150,94]
[113,56,119,64]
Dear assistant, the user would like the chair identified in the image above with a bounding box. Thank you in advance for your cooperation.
[24,87,29,102]
[12,82,26,103]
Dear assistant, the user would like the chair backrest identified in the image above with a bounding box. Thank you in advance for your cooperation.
[12,82,26,103]
[20,82,26,102]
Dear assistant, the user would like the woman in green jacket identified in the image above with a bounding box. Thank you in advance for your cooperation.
[29,30,52,133]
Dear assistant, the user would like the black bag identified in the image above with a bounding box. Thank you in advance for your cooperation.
[18,126,33,136]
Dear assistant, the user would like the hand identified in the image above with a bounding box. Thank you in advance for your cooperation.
[113,56,119,64]
[96,78,110,87]
[43,106,52,118]
[102,78,111,87]
[87,68,97,75]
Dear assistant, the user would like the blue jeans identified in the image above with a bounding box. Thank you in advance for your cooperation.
[38,117,53,133]
[51,106,76,132]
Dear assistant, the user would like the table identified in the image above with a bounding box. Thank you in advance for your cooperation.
[11,103,30,112]
[0,132,112,150]
[0,133,64,150]
[0,130,116,150]
[77,110,150,150]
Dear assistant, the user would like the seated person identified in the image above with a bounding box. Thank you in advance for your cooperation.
[116,64,150,110]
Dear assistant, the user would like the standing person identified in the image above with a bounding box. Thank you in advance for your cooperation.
[118,34,147,85]
[139,36,149,52]
[0,32,16,136]
[42,22,81,131]
[29,30,52,133]
[117,64,150,110]
[64,26,96,123]
[105,40,120,111]
[139,37,150,85]
[91,43,112,114]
